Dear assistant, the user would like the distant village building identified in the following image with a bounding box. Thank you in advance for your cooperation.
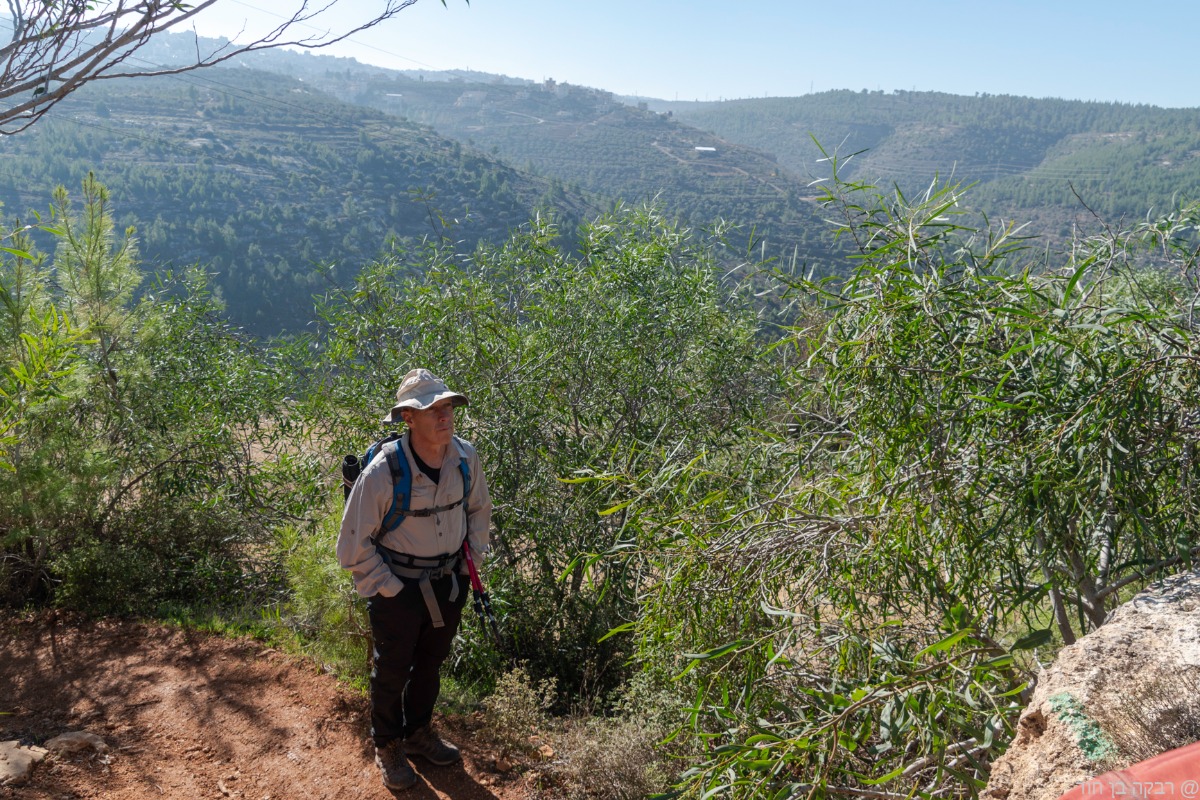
[540,78,571,98]
[455,90,488,108]
[694,146,718,156]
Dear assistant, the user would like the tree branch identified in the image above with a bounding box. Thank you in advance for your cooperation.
[1,0,427,133]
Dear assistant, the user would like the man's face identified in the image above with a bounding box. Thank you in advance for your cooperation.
[403,398,455,448]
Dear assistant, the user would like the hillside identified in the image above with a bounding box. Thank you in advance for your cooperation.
[662,91,1200,235]
[0,69,599,335]
[297,68,1200,244]
[17,33,1198,338]
[130,33,838,271]
[293,70,839,271]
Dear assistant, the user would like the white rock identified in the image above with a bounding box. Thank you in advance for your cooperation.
[986,568,1200,800]
[0,740,49,785]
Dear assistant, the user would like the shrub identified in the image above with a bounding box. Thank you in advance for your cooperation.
[548,673,680,799]
[0,177,323,613]
[275,505,370,683]
[608,155,1200,798]
[481,665,557,754]
[303,204,775,705]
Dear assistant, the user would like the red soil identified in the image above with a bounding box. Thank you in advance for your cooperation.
[0,614,531,800]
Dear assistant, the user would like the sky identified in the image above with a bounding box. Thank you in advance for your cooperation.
[190,0,1199,108]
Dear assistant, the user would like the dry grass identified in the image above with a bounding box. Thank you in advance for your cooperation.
[1091,667,1200,767]
[479,667,679,800]
[546,713,673,800]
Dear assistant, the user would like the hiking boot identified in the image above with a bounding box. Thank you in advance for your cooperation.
[375,740,418,791]
[403,724,461,765]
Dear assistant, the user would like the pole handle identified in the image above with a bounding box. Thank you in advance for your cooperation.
[462,541,486,593]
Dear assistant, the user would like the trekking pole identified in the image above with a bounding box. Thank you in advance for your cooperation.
[461,541,503,647]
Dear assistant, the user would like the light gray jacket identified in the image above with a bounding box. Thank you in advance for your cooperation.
[337,433,492,598]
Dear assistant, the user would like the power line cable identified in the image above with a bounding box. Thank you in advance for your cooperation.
[224,0,441,71]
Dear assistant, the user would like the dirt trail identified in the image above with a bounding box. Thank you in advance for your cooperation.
[1,615,530,799]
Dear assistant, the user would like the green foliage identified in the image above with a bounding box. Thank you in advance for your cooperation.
[301,203,774,705]
[0,177,324,611]
[0,70,596,336]
[795,153,1200,645]
[274,502,371,686]
[589,156,1200,798]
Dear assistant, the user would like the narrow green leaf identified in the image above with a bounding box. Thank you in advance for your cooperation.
[682,639,753,662]
[1011,628,1054,651]
[597,498,635,516]
[914,628,971,659]
[1062,260,1090,306]
[858,765,906,786]
[597,621,637,643]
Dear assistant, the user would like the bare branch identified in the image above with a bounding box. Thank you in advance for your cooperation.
[0,0,426,133]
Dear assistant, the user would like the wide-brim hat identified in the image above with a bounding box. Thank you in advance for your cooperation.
[382,368,468,423]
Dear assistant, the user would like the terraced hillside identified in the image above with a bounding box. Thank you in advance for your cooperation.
[0,69,599,335]
[663,90,1200,235]
[309,71,838,269]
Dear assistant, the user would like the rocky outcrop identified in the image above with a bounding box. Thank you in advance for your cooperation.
[0,731,108,786]
[986,570,1200,800]
[0,740,48,786]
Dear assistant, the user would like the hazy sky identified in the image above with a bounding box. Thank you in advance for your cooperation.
[193,0,1197,108]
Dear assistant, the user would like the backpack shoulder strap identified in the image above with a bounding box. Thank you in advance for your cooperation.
[364,431,401,469]
[454,438,473,553]
[378,437,472,538]
[454,437,471,512]
[379,439,411,534]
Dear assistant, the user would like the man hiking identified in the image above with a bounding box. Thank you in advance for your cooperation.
[337,368,492,791]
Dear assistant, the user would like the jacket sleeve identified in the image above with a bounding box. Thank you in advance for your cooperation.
[464,443,493,556]
[336,460,405,598]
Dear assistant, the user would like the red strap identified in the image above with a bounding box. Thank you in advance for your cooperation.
[461,541,486,593]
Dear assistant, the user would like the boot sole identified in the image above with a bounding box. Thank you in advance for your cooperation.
[382,771,419,790]
[403,748,461,766]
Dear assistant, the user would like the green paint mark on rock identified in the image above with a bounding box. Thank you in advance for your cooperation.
[1048,691,1118,762]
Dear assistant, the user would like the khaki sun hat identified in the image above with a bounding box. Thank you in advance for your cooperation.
[382,368,468,423]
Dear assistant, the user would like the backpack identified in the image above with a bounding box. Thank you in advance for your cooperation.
[340,433,472,534]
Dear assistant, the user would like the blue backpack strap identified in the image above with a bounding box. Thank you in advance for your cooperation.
[380,440,411,533]
[378,437,472,536]
[456,437,471,517]
[364,432,401,472]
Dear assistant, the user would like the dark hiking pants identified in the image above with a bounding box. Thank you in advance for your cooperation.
[367,573,468,746]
